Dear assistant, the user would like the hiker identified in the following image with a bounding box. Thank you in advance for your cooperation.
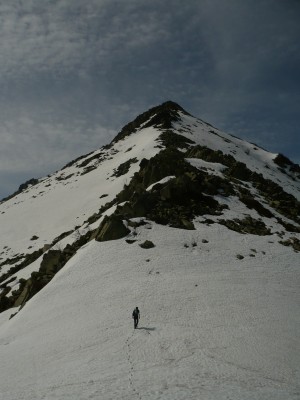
[132,307,140,329]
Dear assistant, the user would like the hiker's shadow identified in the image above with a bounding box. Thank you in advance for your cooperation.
[137,327,156,332]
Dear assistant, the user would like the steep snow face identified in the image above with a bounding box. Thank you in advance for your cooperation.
[0,222,299,400]
[0,126,162,259]
[173,112,299,200]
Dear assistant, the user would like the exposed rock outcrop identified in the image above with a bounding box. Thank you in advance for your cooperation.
[95,215,130,242]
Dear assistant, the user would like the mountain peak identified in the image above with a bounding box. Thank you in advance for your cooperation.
[0,101,299,399]
[112,100,189,143]
[1,101,299,311]
[157,100,185,111]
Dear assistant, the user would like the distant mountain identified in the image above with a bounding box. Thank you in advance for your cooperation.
[0,102,299,399]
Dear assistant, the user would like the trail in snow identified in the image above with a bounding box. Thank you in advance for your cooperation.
[0,221,299,399]
[126,330,142,400]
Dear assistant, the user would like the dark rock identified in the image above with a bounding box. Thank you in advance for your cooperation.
[81,165,97,175]
[219,216,271,236]
[18,178,39,192]
[30,235,39,241]
[238,190,274,218]
[139,240,155,249]
[112,101,188,144]
[40,250,63,275]
[279,237,300,252]
[95,215,130,242]
[159,130,195,149]
[112,158,138,178]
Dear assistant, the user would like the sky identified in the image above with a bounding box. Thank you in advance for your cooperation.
[0,0,299,200]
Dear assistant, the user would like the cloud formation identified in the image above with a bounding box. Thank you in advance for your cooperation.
[0,0,175,79]
[0,0,299,198]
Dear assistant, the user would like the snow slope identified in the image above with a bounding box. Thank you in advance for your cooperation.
[0,106,298,264]
[174,111,299,199]
[0,102,299,399]
[0,126,162,260]
[0,221,299,400]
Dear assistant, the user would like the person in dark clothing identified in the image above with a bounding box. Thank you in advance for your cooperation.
[132,307,140,329]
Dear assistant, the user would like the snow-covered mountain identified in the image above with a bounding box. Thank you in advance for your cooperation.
[0,101,299,399]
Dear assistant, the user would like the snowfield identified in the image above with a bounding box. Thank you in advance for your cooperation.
[0,102,299,399]
[0,221,299,400]
[0,125,162,260]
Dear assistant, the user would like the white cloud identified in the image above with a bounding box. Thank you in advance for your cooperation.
[0,0,174,80]
[0,0,299,198]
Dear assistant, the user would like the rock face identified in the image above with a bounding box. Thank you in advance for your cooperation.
[6,250,65,310]
[219,216,271,236]
[0,100,299,314]
[112,101,187,144]
[40,250,63,275]
[95,215,130,242]
[114,147,227,230]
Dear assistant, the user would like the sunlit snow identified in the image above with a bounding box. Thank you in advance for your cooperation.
[0,108,299,399]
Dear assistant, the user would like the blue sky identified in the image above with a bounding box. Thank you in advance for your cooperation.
[0,0,299,199]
